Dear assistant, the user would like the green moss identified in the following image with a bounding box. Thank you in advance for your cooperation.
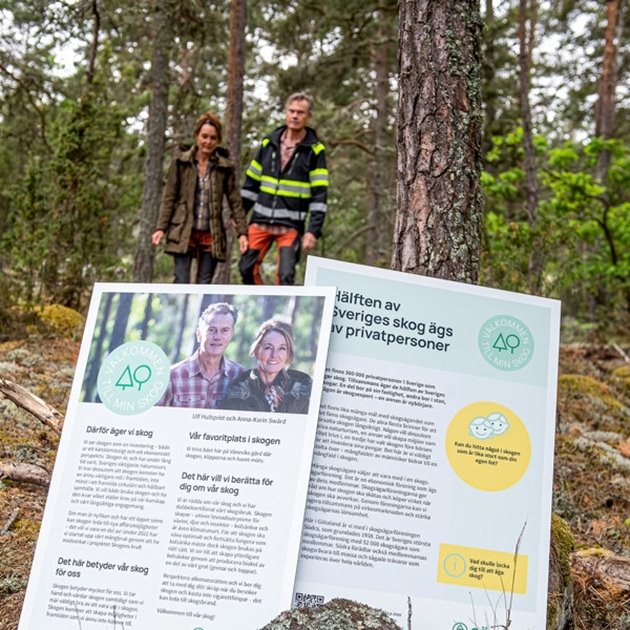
[13,517,41,540]
[611,365,630,395]
[551,513,574,585]
[559,374,625,411]
[546,514,575,630]
[35,304,85,339]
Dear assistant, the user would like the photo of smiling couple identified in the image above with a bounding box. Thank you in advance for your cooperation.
[157,300,312,414]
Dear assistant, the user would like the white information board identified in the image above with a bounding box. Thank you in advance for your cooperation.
[19,283,334,630]
[297,258,560,630]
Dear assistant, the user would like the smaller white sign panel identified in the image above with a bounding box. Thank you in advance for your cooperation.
[298,257,561,630]
[19,283,335,630]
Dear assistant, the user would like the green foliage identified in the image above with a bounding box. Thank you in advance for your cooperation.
[482,132,630,318]
[6,93,139,307]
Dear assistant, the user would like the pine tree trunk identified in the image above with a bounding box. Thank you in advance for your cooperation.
[595,0,622,181]
[132,1,172,282]
[365,17,392,267]
[214,0,247,284]
[518,0,543,294]
[392,1,483,283]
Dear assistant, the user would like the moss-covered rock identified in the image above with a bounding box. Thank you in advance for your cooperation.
[547,514,574,630]
[260,598,402,630]
[611,364,630,397]
[558,374,627,431]
[35,305,85,339]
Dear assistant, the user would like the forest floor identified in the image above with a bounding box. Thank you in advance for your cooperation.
[0,333,629,629]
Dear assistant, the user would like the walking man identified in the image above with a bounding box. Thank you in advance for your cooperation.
[239,92,329,284]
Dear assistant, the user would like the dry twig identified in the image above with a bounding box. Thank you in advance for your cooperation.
[1,507,19,534]
[611,342,630,363]
[0,377,64,434]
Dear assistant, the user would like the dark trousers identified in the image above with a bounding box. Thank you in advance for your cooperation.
[173,229,217,283]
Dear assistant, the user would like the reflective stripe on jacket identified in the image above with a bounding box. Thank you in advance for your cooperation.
[241,126,329,237]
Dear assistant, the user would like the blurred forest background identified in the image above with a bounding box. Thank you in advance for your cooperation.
[0,0,628,335]
[79,291,324,401]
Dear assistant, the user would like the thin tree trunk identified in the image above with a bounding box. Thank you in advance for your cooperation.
[481,0,496,156]
[392,1,483,283]
[85,0,100,88]
[518,0,543,293]
[214,0,247,284]
[133,0,173,282]
[595,0,622,181]
[365,16,391,266]
[109,292,133,352]
[84,292,114,401]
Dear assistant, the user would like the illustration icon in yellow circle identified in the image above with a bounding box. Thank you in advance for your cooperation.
[445,401,531,491]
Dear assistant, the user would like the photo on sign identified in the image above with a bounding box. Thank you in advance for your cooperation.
[79,291,325,415]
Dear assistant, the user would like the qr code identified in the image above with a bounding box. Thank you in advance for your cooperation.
[294,592,325,608]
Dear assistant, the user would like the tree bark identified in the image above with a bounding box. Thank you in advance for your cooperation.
[133,0,173,282]
[518,0,538,226]
[595,0,622,181]
[85,0,100,87]
[518,0,543,293]
[109,292,133,352]
[365,15,392,267]
[214,0,247,284]
[392,1,483,283]
[481,0,496,157]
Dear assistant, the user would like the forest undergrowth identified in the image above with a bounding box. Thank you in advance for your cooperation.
[0,317,629,629]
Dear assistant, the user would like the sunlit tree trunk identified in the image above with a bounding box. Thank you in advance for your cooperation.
[392,1,483,283]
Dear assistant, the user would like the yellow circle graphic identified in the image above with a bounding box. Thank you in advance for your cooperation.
[445,401,531,491]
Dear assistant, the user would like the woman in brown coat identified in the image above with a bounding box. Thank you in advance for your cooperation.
[151,112,248,283]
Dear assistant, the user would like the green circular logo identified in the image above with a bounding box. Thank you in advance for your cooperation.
[97,341,170,415]
[478,315,534,371]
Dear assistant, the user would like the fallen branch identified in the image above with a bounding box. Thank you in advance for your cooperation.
[611,342,630,363]
[0,462,51,487]
[0,377,64,434]
[1,507,19,535]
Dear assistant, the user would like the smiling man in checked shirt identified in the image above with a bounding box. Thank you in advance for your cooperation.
[157,302,244,408]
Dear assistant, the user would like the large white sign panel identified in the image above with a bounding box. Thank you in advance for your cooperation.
[298,258,560,630]
[19,283,334,630]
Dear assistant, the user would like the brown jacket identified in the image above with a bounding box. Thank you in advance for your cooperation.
[156,145,248,259]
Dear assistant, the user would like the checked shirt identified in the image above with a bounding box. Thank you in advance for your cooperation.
[158,352,244,409]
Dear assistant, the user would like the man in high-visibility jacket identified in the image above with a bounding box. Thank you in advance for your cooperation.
[239,92,329,284]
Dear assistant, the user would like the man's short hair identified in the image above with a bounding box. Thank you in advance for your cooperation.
[285,92,314,113]
[198,302,238,328]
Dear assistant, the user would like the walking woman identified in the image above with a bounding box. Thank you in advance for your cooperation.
[151,112,248,283]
